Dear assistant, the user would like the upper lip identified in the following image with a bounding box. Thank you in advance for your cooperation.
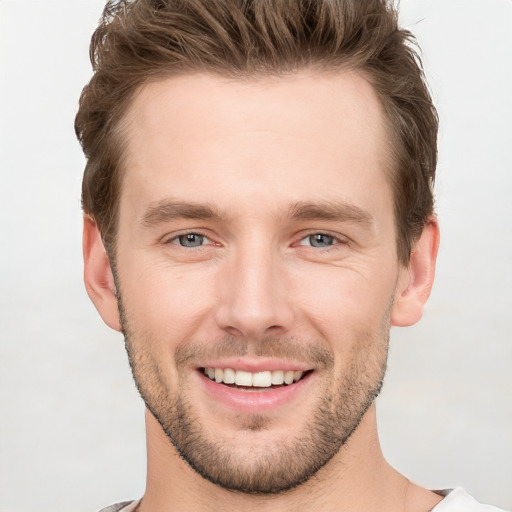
[195,358,314,373]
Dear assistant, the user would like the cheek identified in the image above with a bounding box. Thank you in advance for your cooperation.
[117,260,218,341]
[291,264,396,336]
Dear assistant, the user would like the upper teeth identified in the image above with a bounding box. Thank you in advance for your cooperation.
[203,368,304,387]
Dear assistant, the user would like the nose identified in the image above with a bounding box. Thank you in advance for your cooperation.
[215,243,295,340]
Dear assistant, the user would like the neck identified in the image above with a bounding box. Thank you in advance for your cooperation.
[138,405,440,512]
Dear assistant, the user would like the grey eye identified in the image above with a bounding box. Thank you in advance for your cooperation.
[176,233,206,247]
[308,234,335,248]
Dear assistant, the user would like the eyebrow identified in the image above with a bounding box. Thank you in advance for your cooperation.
[141,200,223,227]
[140,199,374,228]
[287,201,374,225]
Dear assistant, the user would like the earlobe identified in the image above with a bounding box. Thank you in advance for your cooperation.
[391,217,440,327]
[83,216,122,332]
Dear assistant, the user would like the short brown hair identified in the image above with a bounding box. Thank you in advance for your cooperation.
[75,0,438,264]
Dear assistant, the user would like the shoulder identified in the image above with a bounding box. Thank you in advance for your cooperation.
[432,488,509,512]
[97,500,140,512]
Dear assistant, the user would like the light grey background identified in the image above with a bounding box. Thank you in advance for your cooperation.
[0,1,511,511]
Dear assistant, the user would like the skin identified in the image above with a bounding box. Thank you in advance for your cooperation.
[83,71,441,511]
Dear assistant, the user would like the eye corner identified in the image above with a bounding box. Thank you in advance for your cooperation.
[294,232,348,250]
[163,230,225,250]
[161,232,207,248]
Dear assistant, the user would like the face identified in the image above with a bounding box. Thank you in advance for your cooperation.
[113,71,406,493]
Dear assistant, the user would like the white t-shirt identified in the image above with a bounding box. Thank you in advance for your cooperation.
[431,488,508,511]
[100,488,509,511]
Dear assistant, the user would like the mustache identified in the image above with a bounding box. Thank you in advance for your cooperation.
[174,335,334,369]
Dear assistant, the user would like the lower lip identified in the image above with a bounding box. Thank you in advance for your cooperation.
[197,371,313,413]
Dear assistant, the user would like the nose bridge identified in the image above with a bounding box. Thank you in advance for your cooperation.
[216,238,292,338]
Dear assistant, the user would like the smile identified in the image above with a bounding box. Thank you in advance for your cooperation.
[197,365,314,411]
[202,367,307,387]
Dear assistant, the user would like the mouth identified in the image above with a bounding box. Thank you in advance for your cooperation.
[196,360,315,412]
[200,367,312,391]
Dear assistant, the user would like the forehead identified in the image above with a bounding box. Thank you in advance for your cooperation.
[119,71,393,219]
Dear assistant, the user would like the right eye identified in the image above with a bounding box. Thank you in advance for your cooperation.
[169,233,210,248]
[298,233,337,248]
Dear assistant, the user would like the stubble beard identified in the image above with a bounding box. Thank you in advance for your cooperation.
[119,296,390,495]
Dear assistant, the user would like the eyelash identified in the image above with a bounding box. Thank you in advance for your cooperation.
[294,232,348,250]
[165,231,214,248]
[164,231,347,250]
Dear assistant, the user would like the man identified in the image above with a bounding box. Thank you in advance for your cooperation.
[75,1,506,511]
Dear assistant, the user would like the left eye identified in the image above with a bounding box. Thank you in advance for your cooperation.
[298,233,338,248]
[170,233,209,247]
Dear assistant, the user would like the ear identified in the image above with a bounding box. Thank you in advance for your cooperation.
[83,216,122,332]
[391,217,440,327]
